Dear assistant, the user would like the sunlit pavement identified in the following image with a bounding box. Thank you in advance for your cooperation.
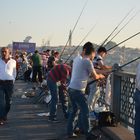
[0,81,111,140]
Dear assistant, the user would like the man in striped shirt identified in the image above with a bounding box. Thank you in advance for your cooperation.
[47,64,71,122]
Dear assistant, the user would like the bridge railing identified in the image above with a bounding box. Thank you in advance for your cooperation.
[98,70,136,129]
[112,71,136,129]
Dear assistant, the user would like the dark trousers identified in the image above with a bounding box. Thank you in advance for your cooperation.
[58,86,69,119]
[67,88,90,136]
[134,89,140,140]
[0,83,14,119]
[32,66,43,83]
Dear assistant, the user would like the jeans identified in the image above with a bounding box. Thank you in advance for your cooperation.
[47,78,69,119]
[47,79,58,119]
[32,66,43,83]
[0,83,14,119]
[58,86,69,119]
[67,88,90,136]
[134,89,140,140]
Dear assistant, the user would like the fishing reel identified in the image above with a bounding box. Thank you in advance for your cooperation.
[113,63,122,71]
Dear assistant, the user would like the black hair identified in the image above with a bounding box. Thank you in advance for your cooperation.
[54,51,59,55]
[1,47,11,53]
[46,49,50,52]
[84,42,95,55]
[51,50,55,56]
[35,50,38,53]
[83,42,93,51]
[97,47,107,54]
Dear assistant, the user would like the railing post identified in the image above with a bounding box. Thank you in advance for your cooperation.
[111,70,121,121]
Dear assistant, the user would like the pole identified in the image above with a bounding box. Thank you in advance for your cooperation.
[59,0,89,59]
[64,24,96,63]
[107,32,140,51]
[105,10,140,47]
[88,56,140,86]
[120,56,140,69]
[100,8,134,47]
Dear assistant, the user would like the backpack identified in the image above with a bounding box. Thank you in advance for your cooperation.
[98,111,118,127]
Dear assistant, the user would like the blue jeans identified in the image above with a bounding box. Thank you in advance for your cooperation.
[47,79,69,119]
[47,79,58,119]
[58,86,69,119]
[134,89,140,140]
[0,82,14,119]
[67,88,90,136]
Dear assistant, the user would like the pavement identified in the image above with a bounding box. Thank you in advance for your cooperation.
[0,80,111,140]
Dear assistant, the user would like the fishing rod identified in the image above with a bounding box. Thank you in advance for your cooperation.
[64,24,96,63]
[88,56,140,86]
[120,56,140,69]
[107,32,140,51]
[59,0,89,59]
[105,10,140,47]
[100,8,134,47]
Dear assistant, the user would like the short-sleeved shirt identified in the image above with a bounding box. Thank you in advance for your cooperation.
[70,55,82,82]
[93,55,104,69]
[69,57,94,91]
[31,53,42,67]
[47,64,71,84]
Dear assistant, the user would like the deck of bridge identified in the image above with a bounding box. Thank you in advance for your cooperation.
[0,81,111,140]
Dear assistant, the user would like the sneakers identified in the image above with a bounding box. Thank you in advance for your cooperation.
[48,118,60,123]
[74,129,85,136]
[0,119,4,125]
[67,133,78,138]
[3,116,7,122]
[86,133,101,140]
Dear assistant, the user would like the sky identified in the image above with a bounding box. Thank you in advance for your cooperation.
[0,0,140,48]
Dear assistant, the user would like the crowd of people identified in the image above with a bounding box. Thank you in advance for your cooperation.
[0,42,140,140]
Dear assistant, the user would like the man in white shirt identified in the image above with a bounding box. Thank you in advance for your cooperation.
[93,47,112,70]
[134,63,140,140]
[88,47,112,111]
[0,47,16,125]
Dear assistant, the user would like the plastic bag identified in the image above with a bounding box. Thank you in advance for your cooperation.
[105,75,112,105]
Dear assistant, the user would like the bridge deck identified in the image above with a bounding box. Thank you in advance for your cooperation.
[0,81,111,140]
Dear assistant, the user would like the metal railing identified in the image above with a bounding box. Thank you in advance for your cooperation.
[98,70,136,129]
[112,71,136,129]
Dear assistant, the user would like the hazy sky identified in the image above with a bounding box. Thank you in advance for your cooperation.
[0,0,140,48]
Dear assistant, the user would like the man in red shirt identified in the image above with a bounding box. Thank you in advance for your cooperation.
[47,64,71,122]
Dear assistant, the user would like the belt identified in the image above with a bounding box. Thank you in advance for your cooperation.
[68,88,85,94]
[0,80,13,84]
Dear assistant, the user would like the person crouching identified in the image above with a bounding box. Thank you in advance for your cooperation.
[47,64,71,122]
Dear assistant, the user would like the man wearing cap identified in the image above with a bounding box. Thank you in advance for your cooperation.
[0,47,16,125]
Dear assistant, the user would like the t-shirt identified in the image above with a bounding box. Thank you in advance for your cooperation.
[93,55,104,69]
[70,55,82,82]
[48,64,71,83]
[48,64,71,90]
[69,57,94,91]
[136,63,140,91]
[31,53,42,67]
